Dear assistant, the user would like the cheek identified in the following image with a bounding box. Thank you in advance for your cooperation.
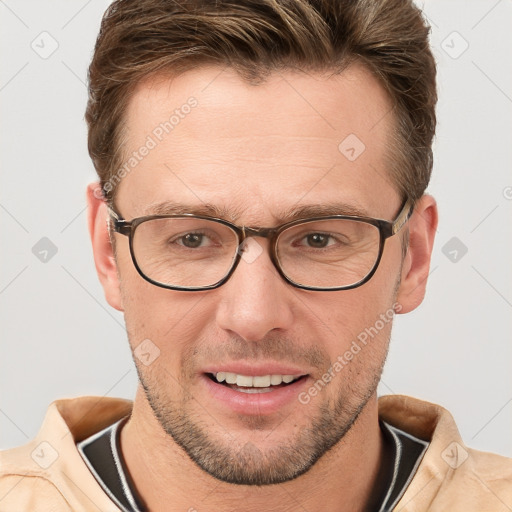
[305,279,397,382]
[322,312,392,400]
[311,284,395,338]
[116,241,175,340]
[119,267,212,378]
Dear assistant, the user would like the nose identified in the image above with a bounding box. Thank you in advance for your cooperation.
[215,238,295,342]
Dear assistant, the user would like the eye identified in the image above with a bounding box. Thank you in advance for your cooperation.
[292,231,345,250]
[173,231,213,249]
[301,233,336,249]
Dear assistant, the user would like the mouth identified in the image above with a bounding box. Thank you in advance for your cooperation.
[206,372,307,394]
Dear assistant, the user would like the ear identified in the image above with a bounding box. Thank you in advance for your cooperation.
[86,183,123,311]
[396,194,438,314]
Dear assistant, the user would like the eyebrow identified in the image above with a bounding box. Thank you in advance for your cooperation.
[143,200,371,224]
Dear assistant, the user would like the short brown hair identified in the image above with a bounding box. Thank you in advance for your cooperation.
[86,0,437,204]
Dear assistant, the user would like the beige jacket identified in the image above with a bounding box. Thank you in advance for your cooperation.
[0,395,511,511]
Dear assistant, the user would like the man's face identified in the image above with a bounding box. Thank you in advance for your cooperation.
[111,64,406,485]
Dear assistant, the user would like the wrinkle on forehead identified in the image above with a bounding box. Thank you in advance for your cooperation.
[117,63,399,222]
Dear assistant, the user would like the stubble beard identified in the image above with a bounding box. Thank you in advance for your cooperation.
[127,268,400,486]
[135,346,387,486]
[118,205,407,484]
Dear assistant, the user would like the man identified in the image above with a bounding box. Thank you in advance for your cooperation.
[1,0,511,510]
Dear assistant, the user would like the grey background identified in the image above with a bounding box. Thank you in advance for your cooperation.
[1,0,511,457]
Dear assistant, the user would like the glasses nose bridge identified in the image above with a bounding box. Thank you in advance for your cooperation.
[241,225,279,241]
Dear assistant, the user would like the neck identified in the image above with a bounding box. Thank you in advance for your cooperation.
[120,387,387,512]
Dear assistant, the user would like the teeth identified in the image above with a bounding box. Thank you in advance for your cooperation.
[236,387,274,394]
[270,375,282,385]
[236,374,253,387]
[225,372,237,384]
[253,375,271,387]
[213,372,301,387]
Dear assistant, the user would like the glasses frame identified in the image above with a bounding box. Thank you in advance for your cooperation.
[108,200,413,292]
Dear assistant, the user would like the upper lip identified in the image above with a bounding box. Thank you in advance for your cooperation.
[202,362,310,377]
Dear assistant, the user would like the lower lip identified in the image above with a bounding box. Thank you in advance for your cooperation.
[201,374,309,415]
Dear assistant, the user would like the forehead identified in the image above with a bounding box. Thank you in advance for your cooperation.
[116,63,398,222]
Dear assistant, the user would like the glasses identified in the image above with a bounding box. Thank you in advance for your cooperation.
[108,200,413,292]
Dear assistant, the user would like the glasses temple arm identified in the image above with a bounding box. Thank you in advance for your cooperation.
[392,199,414,235]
